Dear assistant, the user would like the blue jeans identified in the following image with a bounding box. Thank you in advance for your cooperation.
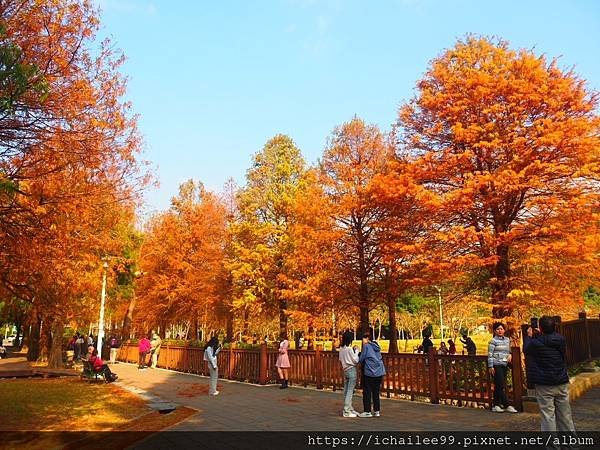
[343,367,357,413]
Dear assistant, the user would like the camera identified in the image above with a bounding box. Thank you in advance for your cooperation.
[530,317,539,329]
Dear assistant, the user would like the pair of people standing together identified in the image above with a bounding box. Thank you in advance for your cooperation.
[339,332,386,418]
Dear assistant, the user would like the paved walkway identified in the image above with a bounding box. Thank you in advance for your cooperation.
[0,355,34,377]
[110,362,599,432]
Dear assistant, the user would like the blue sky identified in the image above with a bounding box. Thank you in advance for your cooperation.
[94,0,600,215]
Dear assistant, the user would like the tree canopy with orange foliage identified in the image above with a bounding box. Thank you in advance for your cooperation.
[0,0,146,365]
[391,36,600,328]
[135,181,229,339]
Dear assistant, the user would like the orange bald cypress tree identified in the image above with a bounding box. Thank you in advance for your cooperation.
[319,117,393,335]
[395,36,600,326]
[136,181,229,338]
[0,0,146,363]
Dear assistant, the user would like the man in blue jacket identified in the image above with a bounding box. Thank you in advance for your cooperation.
[524,316,575,432]
[358,333,386,418]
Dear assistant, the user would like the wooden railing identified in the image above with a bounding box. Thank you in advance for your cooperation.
[117,343,524,410]
[521,312,600,369]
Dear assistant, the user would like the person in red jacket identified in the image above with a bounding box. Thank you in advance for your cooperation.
[89,349,118,382]
[138,334,151,369]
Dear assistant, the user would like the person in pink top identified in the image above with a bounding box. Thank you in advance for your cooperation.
[276,334,291,389]
[138,334,151,370]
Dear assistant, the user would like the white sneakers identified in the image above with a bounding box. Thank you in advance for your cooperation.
[342,411,358,418]
[211,391,220,396]
[358,412,373,418]
[492,405,518,413]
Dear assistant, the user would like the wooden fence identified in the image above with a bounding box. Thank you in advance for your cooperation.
[118,343,524,410]
[521,312,600,369]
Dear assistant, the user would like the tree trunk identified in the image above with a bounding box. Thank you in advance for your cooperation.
[387,296,398,354]
[359,304,369,336]
[279,299,288,339]
[193,318,199,341]
[225,308,234,342]
[14,321,22,350]
[122,291,136,340]
[242,307,249,339]
[47,319,64,369]
[26,310,41,362]
[41,320,51,361]
[492,243,512,319]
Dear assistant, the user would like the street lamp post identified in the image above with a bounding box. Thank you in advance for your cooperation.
[97,261,109,357]
[435,285,444,341]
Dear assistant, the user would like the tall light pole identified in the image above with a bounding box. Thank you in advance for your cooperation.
[435,285,444,341]
[97,261,108,357]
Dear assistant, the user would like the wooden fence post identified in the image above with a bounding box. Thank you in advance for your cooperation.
[259,343,268,385]
[228,342,236,379]
[183,341,189,373]
[427,347,439,404]
[510,346,524,412]
[166,344,170,370]
[579,312,592,362]
[315,344,323,389]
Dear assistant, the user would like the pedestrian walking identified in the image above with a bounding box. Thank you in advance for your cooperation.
[524,316,576,433]
[150,333,162,368]
[338,331,359,417]
[203,336,221,396]
[488,322,517,413]
[358,333,386,418]
[276,334,291,389]
[138,334,151,369]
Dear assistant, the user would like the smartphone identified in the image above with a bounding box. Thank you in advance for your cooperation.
[530,317,539,329]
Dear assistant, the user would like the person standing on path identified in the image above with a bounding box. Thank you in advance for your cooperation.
[358,333,386,418]
[276,334,291,389]
[487,322,517,413]
[460,334,477,355]
[150,333,162,368]
[338,331,359,417]
[421,331,434,355]
[203,336,221,396]
[75,334,84,360]
[524,316,576,433]
[109,335,120,364]
[138,334,151,370]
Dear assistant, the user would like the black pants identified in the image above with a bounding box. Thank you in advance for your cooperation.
[493,365,508,407]
[138,351,148,368]
[362,375,382,413]
[96,364,114,380]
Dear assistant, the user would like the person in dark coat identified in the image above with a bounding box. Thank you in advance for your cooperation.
[524,316,575,432]
[460,335,477,355]
[421,330,434,355]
